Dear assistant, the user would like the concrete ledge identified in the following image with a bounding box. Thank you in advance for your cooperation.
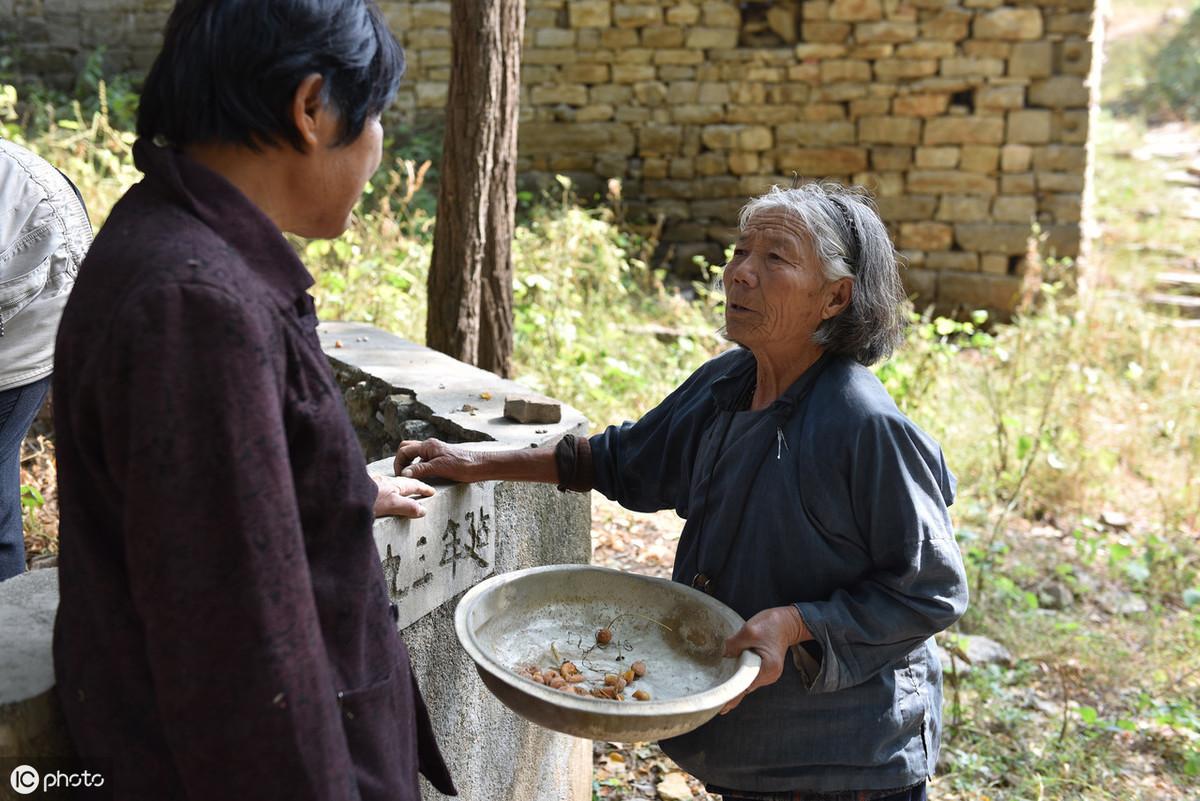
[0,569,72,759]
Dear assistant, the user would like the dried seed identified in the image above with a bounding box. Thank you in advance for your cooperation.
[631,660,647,677]
[633,690,651,701]
[596,628,613,645]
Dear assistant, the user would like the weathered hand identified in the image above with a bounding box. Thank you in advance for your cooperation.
[371,474,435,518]
[719,604,810,714]
[393,438,480,483]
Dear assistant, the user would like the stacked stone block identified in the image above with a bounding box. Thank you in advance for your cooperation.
[6,0,1100,315]
[5,0,172,84]
[385,0,1100,315]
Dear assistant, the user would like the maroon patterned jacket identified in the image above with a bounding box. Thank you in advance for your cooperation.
[52,139,454,800]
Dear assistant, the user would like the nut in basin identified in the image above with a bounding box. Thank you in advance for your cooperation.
[454,565,762,742]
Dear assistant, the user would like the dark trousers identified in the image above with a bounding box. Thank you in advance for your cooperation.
[0,376,50,580]
[723,782,927,801]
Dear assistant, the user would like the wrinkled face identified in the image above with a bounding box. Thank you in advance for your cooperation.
[723,208,848,354]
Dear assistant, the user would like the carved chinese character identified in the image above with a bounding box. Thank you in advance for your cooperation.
[439,518,463,577]
[381,542,403,595]
[463,507,491,569]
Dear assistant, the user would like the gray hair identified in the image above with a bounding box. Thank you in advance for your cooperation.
[738,182,909,366]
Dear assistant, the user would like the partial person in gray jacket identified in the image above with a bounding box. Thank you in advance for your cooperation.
[0,139,91,580]
[395,182,969,801]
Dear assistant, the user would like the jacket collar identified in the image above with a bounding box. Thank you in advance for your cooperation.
[133,138,313,309]
[710,347,833,423]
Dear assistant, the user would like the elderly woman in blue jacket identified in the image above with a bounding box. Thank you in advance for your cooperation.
[397,182,968,801]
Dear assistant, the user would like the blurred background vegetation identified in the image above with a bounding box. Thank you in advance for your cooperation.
[4,0,1200,798]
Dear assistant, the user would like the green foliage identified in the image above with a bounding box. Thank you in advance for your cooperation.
[508,180,723,424]
[305,171,725,425]
[1107,1,1200,122]
[19,484,43,514]
[1139,6,1200,121]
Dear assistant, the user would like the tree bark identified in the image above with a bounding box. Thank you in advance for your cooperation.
[426,0,524,377]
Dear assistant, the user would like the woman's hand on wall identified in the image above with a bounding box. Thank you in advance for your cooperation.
[719,604,811,714]
[371,474,435,518]
[393,438,481,482]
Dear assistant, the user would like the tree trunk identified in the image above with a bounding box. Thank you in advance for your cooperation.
[426,0,524,377]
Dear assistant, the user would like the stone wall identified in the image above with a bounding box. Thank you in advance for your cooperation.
[385,0,1102,315]
[2,0,172,81]
[5,0,1102,315]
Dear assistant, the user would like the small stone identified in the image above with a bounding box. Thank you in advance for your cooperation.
[858,115,921,145]
[1008,109,1053,144]
[908,170,997,195]
[974,7,1043,40]
[922,8,971,41]
[1000,144,1033,172]
[1100,511,1130,530]
[924,116,1005,146]
[776,146,868,174]
[613,4,661,28]
[899,222,953,251]
[992,195,1036,223]
[657,771,694,801]
[829,0,882,23]
[955,223,1032,255]
[685,27,739,49]
[926,252,980,272]
[1009,41,1053,78]
[1037,580,1075,610]
[665,3,700,25]
[398,420,438,441]
[1097,591,1149,616]
[1027,76,1091,109]
[568,0,611,28]
[504,395,562,424]
[767,6,799,43]
[893,94,950,117]
[702,1,741,27]
[855,20,916,42]
[915,146,959,169]
[961,634,1014,667]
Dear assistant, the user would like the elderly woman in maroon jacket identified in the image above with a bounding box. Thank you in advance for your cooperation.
[51,2,453,799]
